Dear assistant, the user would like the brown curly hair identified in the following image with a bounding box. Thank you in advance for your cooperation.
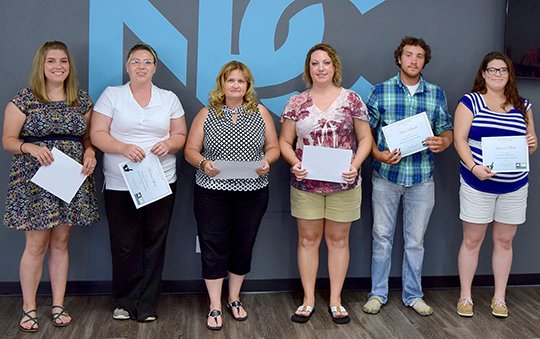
[471,51,528,124]
[394,36,431,67]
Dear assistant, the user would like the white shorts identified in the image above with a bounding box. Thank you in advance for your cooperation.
[459,179,528,225]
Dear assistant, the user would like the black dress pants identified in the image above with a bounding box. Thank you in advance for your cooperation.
[104,183,176,321]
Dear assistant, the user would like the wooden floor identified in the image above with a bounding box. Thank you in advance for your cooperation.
[1,286,539,338]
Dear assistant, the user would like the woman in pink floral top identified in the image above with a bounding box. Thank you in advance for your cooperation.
[280,43,372,324]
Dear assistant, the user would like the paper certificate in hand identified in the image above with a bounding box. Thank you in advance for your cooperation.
[302,145,352,183]
[30,147,87,204]
[212,160,265,179]
[382,112,434,157]
[118,153,172,208]
[481,136,529,173]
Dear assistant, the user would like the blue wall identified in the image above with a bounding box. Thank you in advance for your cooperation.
[1,0,539,290]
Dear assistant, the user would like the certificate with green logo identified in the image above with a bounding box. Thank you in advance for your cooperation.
[119,153,172,208]
[481,136,529,173]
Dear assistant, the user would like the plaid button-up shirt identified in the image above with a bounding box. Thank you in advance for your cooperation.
[367,73,453,186]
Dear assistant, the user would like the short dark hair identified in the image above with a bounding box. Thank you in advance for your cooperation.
[394,36,431,67]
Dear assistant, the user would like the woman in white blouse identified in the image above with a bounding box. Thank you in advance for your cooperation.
[90,43,187,322]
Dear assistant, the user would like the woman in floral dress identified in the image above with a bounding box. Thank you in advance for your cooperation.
[279,43,372,324]
[2,41,99,333]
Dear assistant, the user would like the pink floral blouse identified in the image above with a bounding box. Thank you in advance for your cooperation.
[281,88,368,194]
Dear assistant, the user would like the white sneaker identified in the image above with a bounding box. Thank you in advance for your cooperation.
[112,307,130,320]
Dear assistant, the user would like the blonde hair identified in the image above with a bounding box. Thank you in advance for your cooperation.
[303,43,342,87]
[126,43,158,63]
[208,61,258,117]
[30,41,79,106]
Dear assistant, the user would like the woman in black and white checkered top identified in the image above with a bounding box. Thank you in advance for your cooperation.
[185,61,280,331]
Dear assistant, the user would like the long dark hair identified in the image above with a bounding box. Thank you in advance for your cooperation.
[472,51,527,124]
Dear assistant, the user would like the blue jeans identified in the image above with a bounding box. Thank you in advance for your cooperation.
[368,173,435,306]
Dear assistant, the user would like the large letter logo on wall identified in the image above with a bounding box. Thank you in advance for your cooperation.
[89,0,385,115]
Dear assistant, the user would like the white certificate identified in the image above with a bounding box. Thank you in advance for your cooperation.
[302,145,352,183]
[30,147,87,204]
[482,136,529,173]
[118,153,172,208]
[212,160,264,179]
[382,112,434,157]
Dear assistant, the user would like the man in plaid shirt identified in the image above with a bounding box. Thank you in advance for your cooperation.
[362,36,453,316]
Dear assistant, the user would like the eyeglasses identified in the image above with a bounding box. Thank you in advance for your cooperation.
[128,59,155,66]
[485,67,508,75]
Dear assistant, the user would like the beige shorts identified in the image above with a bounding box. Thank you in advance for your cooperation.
[459,179,528,225]
[290,186,361,222]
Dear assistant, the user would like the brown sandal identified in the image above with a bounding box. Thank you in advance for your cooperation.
[19,309,39,333]
[51,305,71,327]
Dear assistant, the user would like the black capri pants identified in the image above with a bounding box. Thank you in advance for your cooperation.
[194,184,269,279]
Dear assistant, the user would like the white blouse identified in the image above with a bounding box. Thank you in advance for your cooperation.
[94,83,185,190]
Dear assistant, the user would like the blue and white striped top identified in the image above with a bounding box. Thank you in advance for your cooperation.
[460,92,530,194]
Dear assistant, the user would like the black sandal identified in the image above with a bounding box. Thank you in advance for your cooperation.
[51,305,71,327]
[291,305,315,323]
[227,300,248,321]
[328,306,351,325]
[206,309,222,330]
[19,309,39,333]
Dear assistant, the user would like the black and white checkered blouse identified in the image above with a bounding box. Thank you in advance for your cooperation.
[195,104,268,191]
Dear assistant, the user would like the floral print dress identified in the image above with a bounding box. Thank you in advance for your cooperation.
[3,88,100,230]
[281,88,368,194]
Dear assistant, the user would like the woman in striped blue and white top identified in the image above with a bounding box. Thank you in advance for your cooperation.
[454,52,537,318]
